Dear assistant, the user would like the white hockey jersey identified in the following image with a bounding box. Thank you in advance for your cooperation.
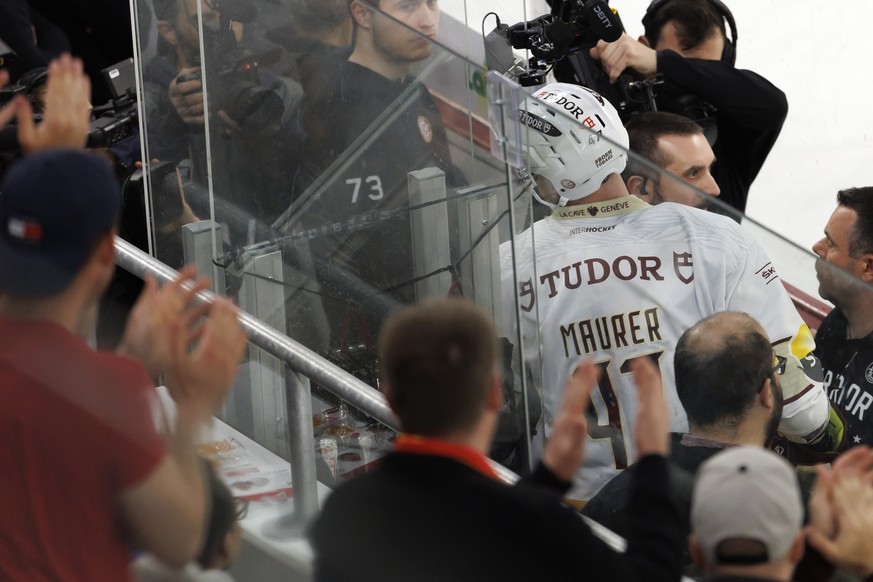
[500,195,829,499]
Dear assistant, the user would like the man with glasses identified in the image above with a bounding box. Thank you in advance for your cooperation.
[583,312,808,566]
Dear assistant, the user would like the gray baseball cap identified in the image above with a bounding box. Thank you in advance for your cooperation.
[691,446,803,565]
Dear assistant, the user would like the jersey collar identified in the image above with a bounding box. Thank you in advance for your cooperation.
[551,195,648,220]
[394,434,500,481]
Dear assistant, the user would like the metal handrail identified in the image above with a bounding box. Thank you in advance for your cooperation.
[114,237,520,486]
[114,237,398,429]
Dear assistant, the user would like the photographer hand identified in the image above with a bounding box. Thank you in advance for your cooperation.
[169,67,204,125]
[589,33,658,83]
[17,54,91,152]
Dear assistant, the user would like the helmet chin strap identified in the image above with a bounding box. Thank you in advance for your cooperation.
[531,175,572,210]
[531,183,559,209]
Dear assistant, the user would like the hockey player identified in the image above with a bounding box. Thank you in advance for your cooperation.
[501,83,842,501]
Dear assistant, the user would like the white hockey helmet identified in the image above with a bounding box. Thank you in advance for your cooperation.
[520,83,629,207]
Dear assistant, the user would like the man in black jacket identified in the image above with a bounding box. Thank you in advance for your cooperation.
[310,298,683,582]
[590,0,787,216]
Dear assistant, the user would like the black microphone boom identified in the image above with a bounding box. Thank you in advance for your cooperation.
[584,0,623,43]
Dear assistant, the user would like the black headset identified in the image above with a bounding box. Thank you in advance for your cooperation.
[642,0,737,65]
[6,67,48,109]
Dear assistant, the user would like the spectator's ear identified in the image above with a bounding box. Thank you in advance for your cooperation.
[688,533,707,570]
[349,1,373,30]
[485,374,503,413]
[638,35,652,48]
[92,229,117,269]
[759,378,775,410]
[858,253,873,283]
[626,175,648,198]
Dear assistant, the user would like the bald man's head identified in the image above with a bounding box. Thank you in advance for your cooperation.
[675,312,774,430]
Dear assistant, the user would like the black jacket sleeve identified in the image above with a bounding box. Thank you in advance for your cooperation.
[623,454,685,580]
[656,50,788,213]
[534,454,684,581]
[516,461,574,495]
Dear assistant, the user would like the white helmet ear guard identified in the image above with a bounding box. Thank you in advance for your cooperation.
[520,82,629,205]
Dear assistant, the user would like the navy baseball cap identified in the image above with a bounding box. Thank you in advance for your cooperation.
[0,150,121,297]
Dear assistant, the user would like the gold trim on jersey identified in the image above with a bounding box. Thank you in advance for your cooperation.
[551,195,649,220]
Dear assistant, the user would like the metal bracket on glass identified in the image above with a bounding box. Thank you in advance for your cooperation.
[182,220,226,294]
[486,71,525,171]
[456,186,502,319]
[239,247,289,459]
[408,167,452,301]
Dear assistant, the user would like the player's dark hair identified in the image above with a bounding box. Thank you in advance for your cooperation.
[675,312,772,429]
[623,111,705,180]
[643,0,726,52]
[837,187,873,258]
[379,298,498,437]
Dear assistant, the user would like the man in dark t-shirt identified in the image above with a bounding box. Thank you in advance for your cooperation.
[287,0,454,349]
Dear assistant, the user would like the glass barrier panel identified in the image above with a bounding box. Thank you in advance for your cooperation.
[134,0,544,476]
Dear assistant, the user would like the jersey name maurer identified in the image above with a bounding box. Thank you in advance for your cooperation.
[560,307,662,357]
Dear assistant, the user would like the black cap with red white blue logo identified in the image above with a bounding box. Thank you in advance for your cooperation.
[0,149,121,297]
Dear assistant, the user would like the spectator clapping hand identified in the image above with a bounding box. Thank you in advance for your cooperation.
[16,54,91,152]
[806,445,873,577]
[0,54,90,152]
[542,360,599,482]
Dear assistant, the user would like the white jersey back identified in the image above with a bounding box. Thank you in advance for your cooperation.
[501,196,826,499]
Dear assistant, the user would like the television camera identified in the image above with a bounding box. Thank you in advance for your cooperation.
[487,0,662,122]
[0,58,139,152]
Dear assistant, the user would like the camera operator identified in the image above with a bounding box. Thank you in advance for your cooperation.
[145,0,298,231]
[586,0,787,216]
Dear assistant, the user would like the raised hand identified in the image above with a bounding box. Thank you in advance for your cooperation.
[118,266,209,378]
[589,33,658,83]
[542,360,599,482]
[165,293,246,416]
[17,54,91,152]
[630,356,670,459]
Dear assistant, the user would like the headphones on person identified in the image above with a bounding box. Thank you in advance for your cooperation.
[642,0,737,65]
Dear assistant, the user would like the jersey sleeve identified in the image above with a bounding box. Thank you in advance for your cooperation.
[725,236,835,445]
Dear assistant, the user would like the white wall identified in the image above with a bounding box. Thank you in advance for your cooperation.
[441,0,873,258]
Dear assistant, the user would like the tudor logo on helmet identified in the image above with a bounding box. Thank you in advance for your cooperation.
[521,82,629,208]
